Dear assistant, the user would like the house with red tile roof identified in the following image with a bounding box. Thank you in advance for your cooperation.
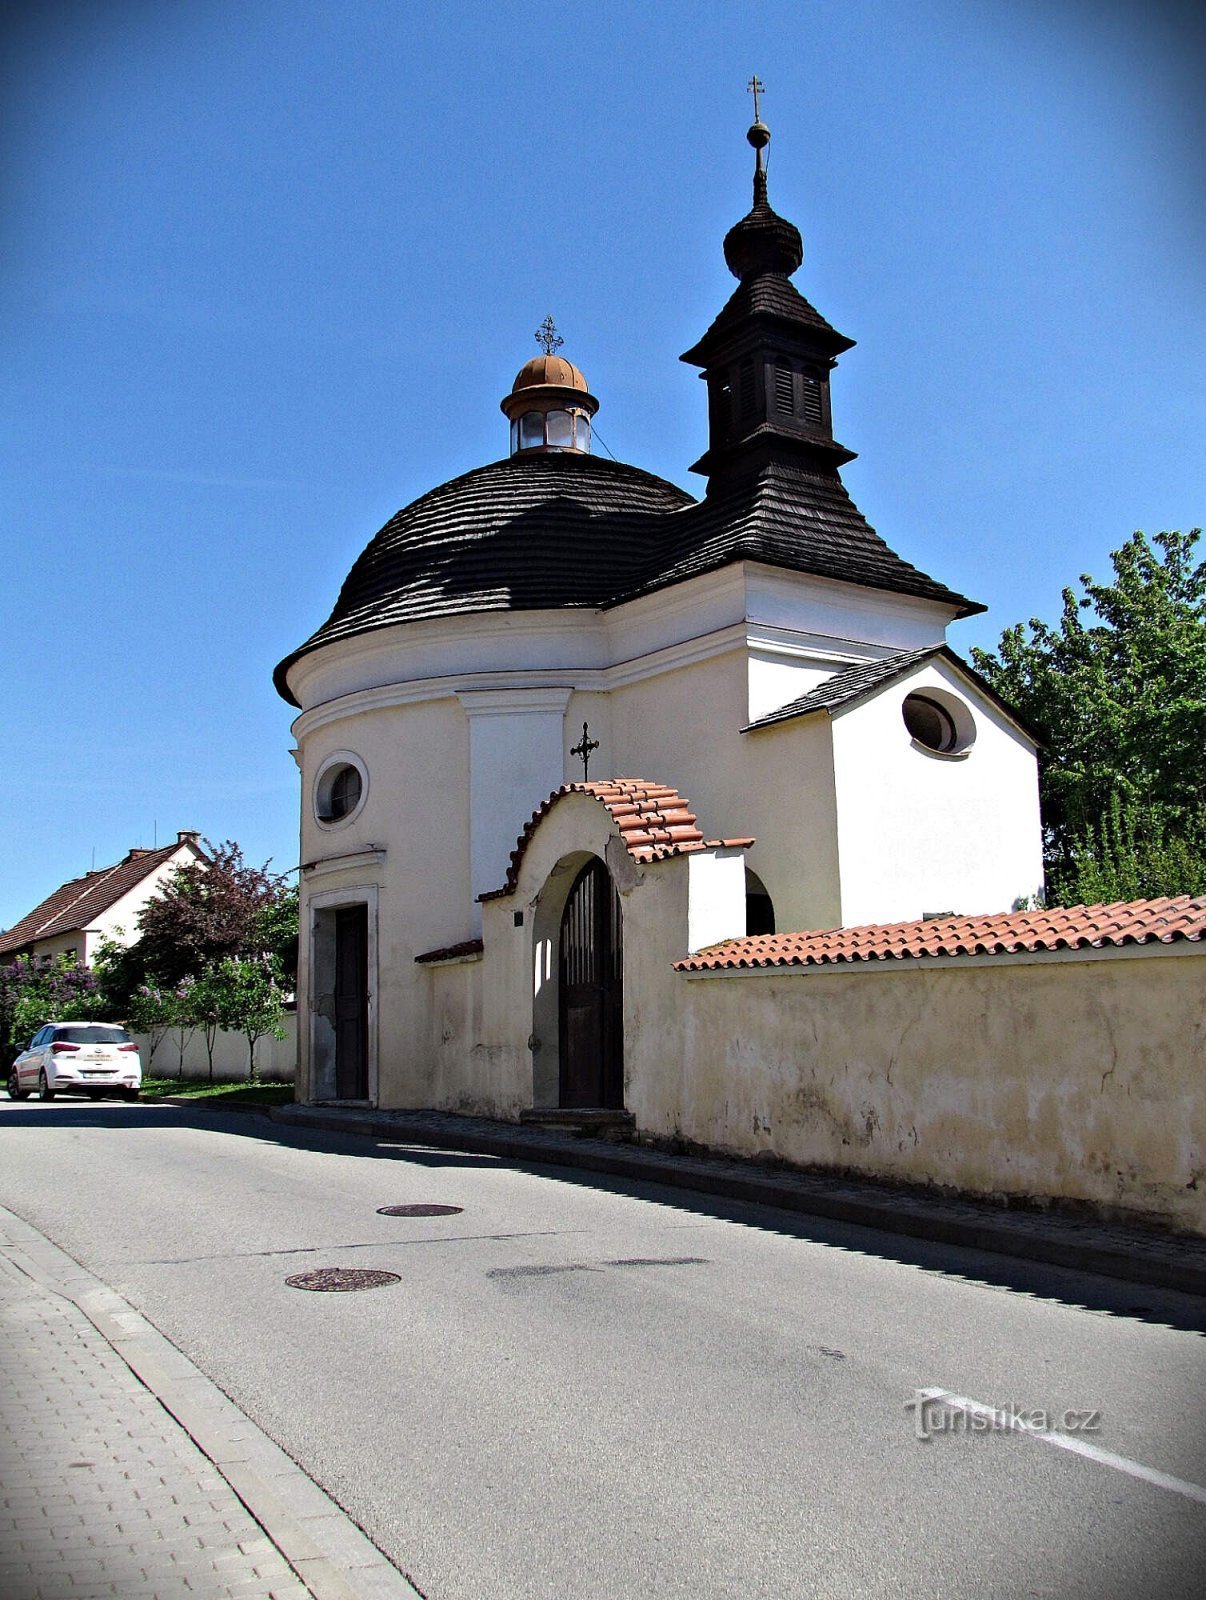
[0,832,206,967]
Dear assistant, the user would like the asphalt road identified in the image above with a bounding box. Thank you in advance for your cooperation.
[2,1099,1205,1599]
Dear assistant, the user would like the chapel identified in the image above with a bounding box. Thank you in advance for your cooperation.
[275,108,1042,1114]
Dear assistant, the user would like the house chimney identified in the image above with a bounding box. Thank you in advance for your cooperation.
[177,829,202,846]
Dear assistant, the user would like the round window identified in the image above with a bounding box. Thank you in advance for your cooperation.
[902,692,972,755]
[315,757,366,824]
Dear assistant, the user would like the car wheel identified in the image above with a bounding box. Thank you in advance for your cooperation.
[123,1087,141,1102]
[6,1069,29,1101]
[39,1069,56,1102]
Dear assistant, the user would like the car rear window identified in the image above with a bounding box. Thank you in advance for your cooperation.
[53,1026,131,1045]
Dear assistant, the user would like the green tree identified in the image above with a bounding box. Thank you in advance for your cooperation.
[213,955,286,1081]
[185,969,226,1082]
[89,931,146,1022]
[255,883,299,989]
[135,841,283,987]
[169,979,197,1075]
[126,983,176,1074]
[972,529,1206,902]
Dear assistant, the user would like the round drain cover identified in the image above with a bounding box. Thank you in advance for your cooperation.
[376,1203,464,1217]
[285,1267,401,1292]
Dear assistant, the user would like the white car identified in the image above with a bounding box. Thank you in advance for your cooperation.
[7,1022,142,1102]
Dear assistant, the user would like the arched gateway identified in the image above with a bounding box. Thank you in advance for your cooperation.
[558,858,624,1108]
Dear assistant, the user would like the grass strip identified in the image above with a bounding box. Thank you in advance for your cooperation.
[140,1078,295,1105]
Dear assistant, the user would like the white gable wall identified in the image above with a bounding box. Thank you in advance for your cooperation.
[85,848,199,957]
[830,658,1043,925]
[743,564,956,723]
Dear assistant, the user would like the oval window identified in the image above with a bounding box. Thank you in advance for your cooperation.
[315,758,366,824]
[902,692,972,755]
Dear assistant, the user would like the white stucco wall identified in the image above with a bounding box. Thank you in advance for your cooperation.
[830,656,1043,923]
[296,695,469,1106]
[457,687,573,925]
[133,1012,297,1082]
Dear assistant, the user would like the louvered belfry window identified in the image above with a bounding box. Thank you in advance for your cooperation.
[773,362,795,416]
[801,370,823,425]
[739,359,756,417]
[711,379,732,444]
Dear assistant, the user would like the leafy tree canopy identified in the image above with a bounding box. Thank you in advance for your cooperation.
[972,529,1206,903]
[135,840,284,986]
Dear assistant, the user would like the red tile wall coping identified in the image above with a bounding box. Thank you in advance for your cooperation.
[415,938,485,965]
[479,780,754,902]
[675,895,1206,971]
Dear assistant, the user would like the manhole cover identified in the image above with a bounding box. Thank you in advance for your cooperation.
[376,1203,464,1217]
[285,1268,401,1292]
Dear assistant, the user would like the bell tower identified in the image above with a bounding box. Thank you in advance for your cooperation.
[681,86,856,485]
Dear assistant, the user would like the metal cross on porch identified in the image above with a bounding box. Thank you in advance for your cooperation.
[746,74,765,121]
[570,722,600,780]
[535,315,564,356]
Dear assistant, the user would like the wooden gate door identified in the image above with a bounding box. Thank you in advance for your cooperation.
[558,859,624,1108]
[333,904,369,1100]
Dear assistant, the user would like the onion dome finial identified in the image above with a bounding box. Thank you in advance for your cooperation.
[722,77,804,282]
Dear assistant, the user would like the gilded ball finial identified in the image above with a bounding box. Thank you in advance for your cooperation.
[747,120,770,151]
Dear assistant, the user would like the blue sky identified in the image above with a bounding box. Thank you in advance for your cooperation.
[1,0,1202,931]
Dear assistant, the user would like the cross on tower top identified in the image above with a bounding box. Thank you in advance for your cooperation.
[746,74,765,122]
[535,315,564,357]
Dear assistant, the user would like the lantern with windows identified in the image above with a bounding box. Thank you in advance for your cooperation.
[501,354,599,456]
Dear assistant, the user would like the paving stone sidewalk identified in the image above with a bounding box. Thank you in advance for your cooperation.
[0,1212,419,1600]
[0,1250,310,1600]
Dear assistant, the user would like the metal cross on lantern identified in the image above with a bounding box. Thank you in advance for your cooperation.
[535,315,564,356]
[570,722,600,780]
[746,74,765,120]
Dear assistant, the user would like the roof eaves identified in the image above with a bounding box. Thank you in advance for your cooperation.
[740,645,1042,745]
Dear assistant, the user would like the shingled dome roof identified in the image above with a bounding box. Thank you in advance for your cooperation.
[274,449,978,705]
[274,453,693,702]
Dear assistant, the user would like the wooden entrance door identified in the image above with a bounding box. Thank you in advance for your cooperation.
[333,904,369,1100]
[558,859,624,1108]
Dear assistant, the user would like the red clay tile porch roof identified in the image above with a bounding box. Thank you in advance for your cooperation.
[481,780,754,902]
[0,839,202,957]
[675,896,1206,971]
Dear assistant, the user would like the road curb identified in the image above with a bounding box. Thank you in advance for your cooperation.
[271,1104,1206,1299]
[152,1093,288,1114]
[0,1204,421,1600]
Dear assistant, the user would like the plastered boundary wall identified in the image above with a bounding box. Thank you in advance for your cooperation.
[672,946,1206,1235]
[427,804,1205,1234]
[132,1011,297,1083]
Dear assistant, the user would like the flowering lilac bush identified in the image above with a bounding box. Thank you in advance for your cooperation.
[0,955,99,1066]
